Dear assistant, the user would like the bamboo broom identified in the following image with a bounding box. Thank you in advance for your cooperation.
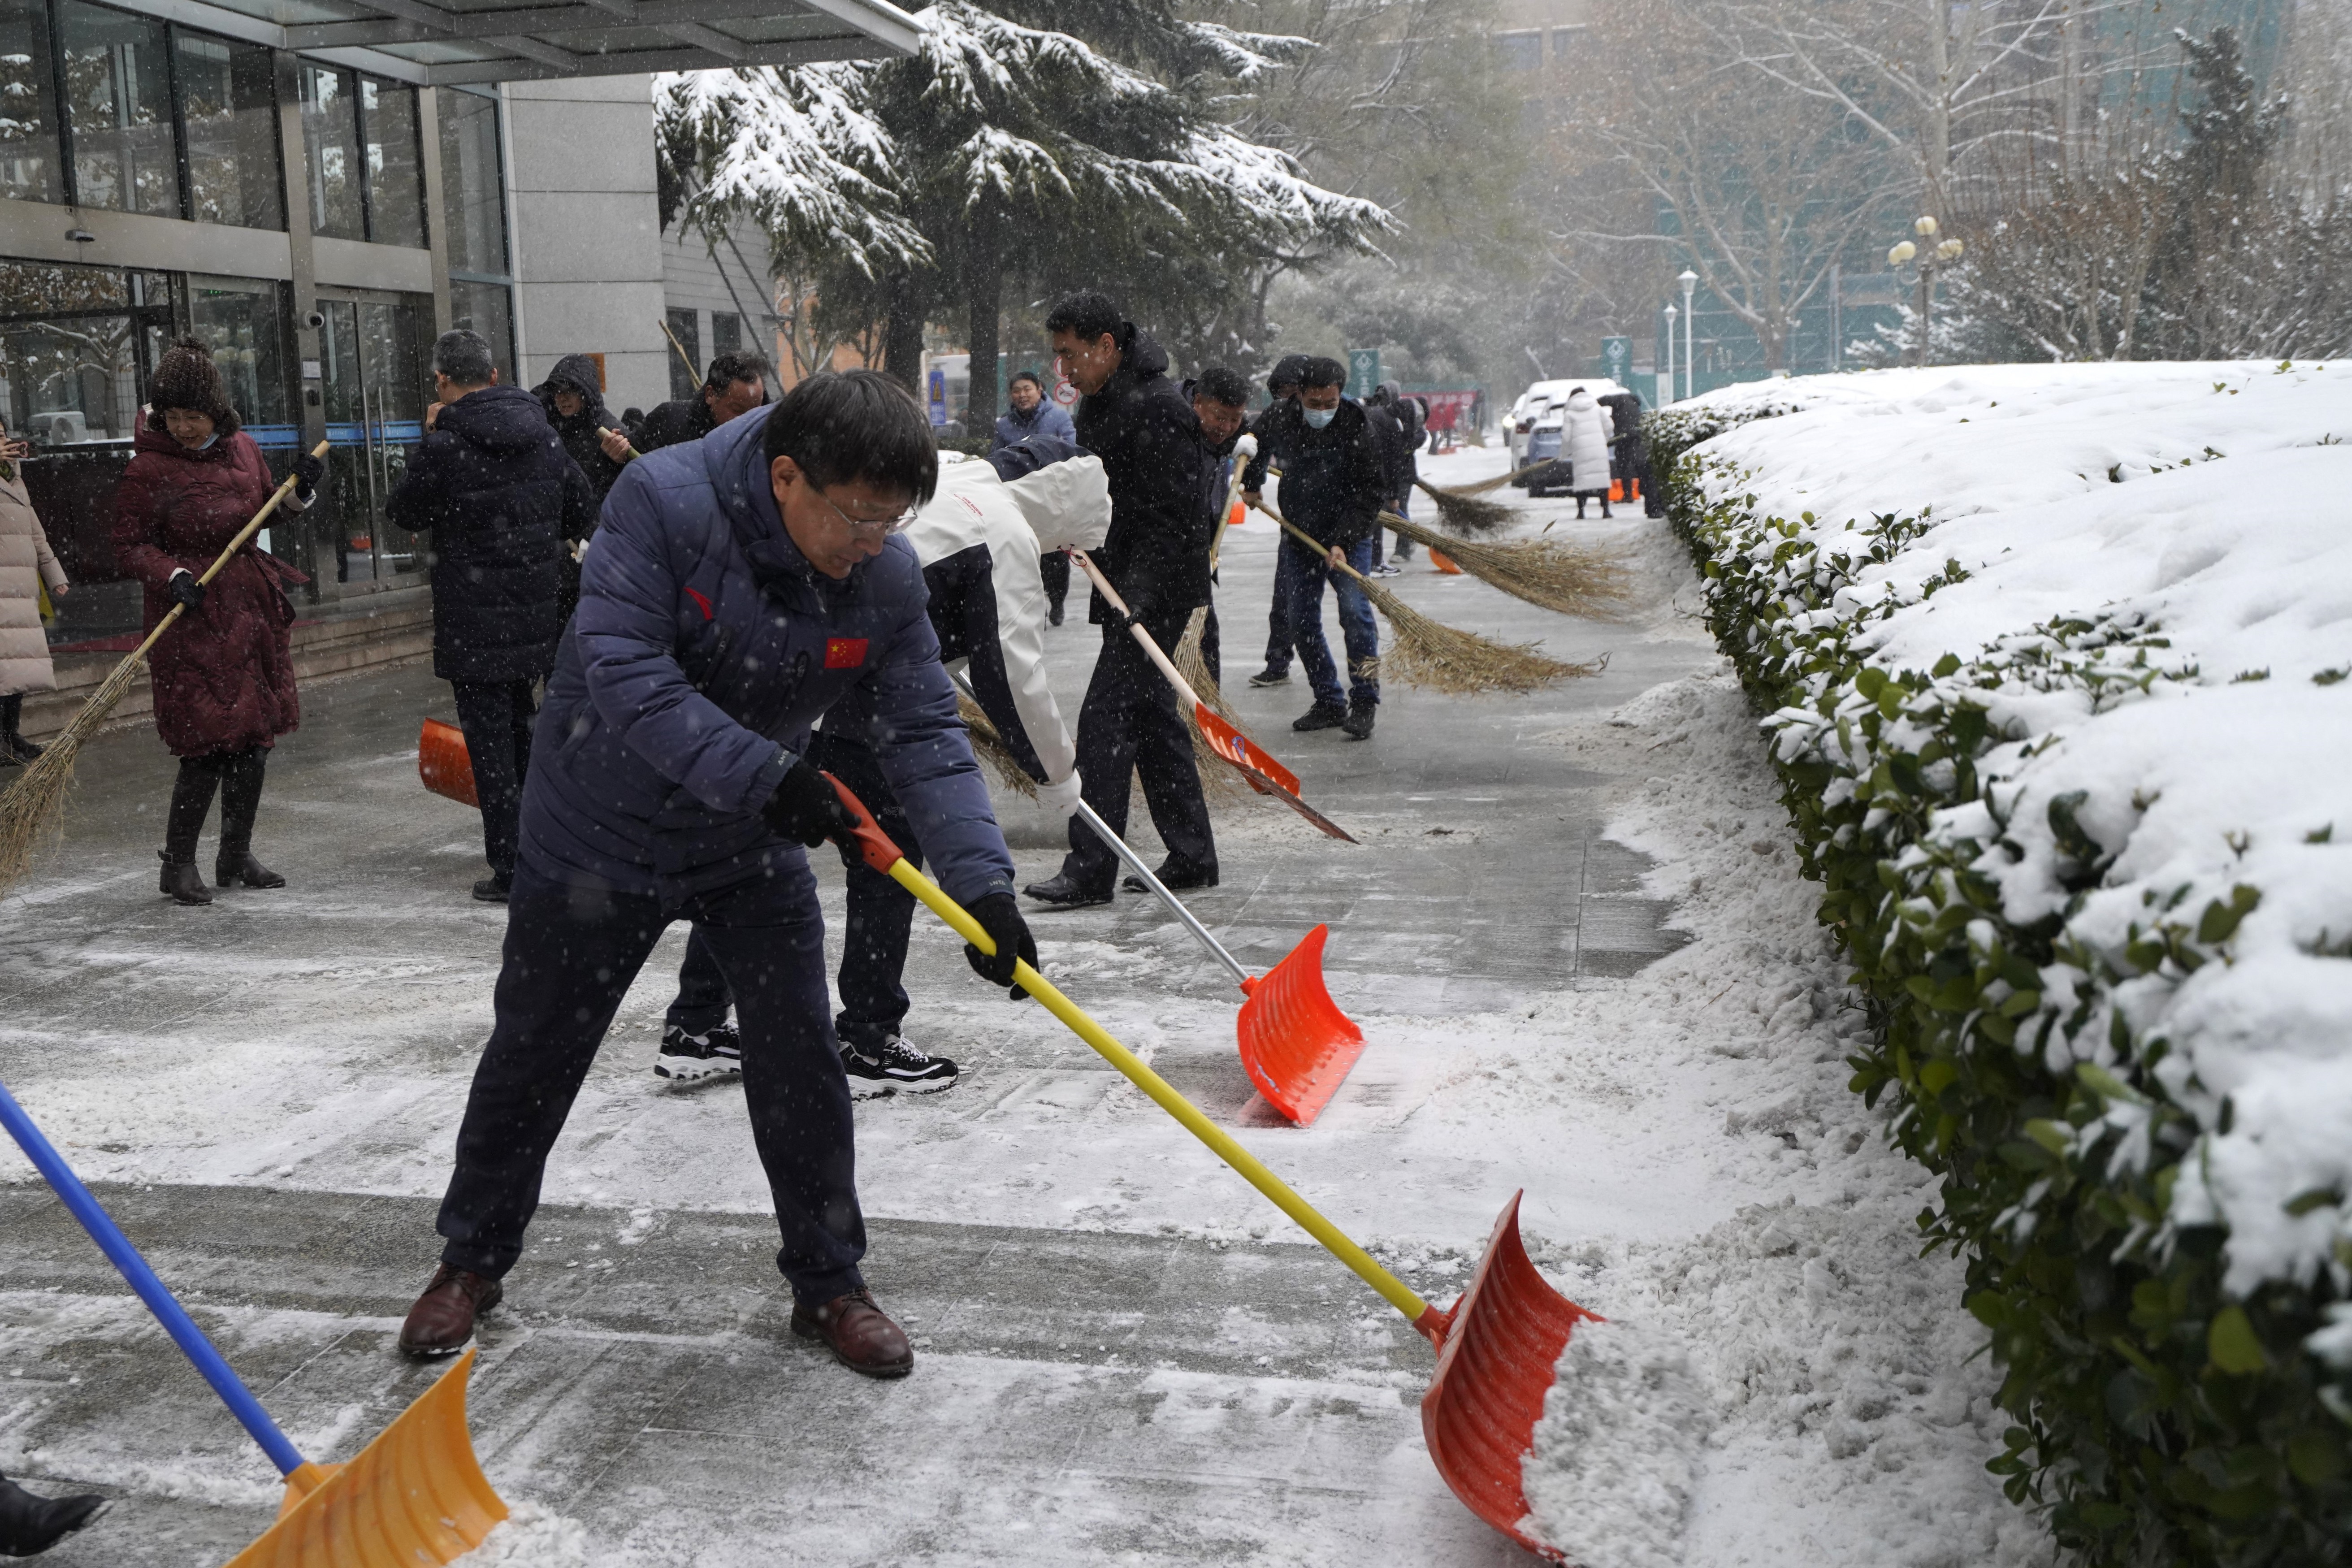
[955,693,1040,799]
[1256,503,1603,696]
[1171,606,1256,807]
[1412,476,1516,534]
[1381,509,1631,620]
[0,442,329,894]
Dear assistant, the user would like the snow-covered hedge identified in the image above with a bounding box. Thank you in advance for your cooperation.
[1649,364,2352,1565]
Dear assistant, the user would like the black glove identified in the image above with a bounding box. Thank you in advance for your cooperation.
[292,451,326,500]
[167,570,206,611]
[963,892,1036,1000]
[758,757,857,849]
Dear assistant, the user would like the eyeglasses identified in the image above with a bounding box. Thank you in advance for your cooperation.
[812,485,918,539]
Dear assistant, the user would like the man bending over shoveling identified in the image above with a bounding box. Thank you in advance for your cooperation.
[399,370,1036,1377]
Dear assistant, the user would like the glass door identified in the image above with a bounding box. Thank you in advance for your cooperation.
[316,290,425,584]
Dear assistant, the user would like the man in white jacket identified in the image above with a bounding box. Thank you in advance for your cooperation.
[653,438,1109,1092]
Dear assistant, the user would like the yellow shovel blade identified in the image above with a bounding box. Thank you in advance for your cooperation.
[227,1348,507,1568]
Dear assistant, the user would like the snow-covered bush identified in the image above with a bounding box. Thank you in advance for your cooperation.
[1649,364,2352,1565]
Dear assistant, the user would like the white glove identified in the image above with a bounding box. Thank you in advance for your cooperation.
[1035,768,1083,819]
[1234,433,1258,459]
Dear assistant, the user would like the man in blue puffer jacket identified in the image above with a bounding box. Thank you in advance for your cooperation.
[397,371,1035,1380]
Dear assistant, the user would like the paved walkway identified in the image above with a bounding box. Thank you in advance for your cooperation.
[0,485,1715,1564]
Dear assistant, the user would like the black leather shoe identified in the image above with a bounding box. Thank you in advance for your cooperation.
[215,851,285,889]
[1122,857,1217,893]
[1341,700,1377,740]
[0,1473,107,1557]
[1293,703,1347,732]
[472,876,511,903]
[1023,873,1112,908]
[158,852,212,906]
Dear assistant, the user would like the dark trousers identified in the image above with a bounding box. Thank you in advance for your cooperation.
[1061,611,1215,892]
[662,723,926,1052]
[0,693,21,739]
[1039,550,1069,612]
[1200,604,1221,688]
[436,856,864,1305]
[1286,537,1382,710]
[450,679,537,880]
[164,748,267,863]
[1391,492,1415,557]
[1263,542,1315,675]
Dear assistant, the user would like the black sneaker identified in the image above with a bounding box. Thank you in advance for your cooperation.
[841,1034,958,1097]
[472,876,510,903]
[655,1022,743,1083]
[1293,702,1347,732]
[1247,667,1291,688]
[1342,700,1377,740]
[1048,601,1066,627]
[1024,873,1113,907]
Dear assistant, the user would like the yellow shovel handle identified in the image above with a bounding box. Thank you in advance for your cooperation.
[885,856,1431,1324]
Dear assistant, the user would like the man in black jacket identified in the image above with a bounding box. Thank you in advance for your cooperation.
[389,329,594,902]
[1240,354,1308,686]
[606,351,767,462]
[1024,292,1216,905]
[1269,357,1386,740]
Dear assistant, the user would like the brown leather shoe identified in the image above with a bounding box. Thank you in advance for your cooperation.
[791,1288,913,1378]
[398,1264,503,1358]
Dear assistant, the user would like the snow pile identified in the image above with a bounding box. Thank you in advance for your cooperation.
[1676,361,2352,1298]
[1522,1319,1707,1568]
[461,1503,589,1566]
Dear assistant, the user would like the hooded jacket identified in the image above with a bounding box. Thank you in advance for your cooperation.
[1071,324,1211,625]
[1273,397,1386,548]
[386,383,593,684]
[519,406,1014,905]
[534,353,626,509]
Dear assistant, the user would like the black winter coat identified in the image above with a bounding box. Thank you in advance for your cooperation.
[1240,398,1301,492]
[1364,402,1414,506]
[1276,399,1387,549]
[534,353,626,511]
[388,384,593,684]
[635,394,718,454]
[1074,325,1211,625]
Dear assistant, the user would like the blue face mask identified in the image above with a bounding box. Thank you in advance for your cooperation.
[1302,407,1336,430]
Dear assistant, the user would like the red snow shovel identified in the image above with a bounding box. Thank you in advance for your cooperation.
[417,718,477,808]
[1066,549,1354,844]
[823,775,1597,1559]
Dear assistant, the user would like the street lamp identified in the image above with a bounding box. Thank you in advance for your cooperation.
[1887,216,1964,366]
[1677,269,1698,401]
[1662,303,1678,404]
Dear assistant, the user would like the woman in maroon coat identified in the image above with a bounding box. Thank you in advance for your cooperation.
[113,339,322,905]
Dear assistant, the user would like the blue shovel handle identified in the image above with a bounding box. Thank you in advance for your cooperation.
[0,1077,309,1477]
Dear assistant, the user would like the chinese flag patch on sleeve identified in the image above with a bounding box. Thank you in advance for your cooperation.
[824,637,870,670]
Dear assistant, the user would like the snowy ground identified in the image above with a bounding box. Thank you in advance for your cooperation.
[0,441,2039,1566]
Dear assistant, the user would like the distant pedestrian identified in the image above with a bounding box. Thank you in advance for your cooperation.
[1362,381,1424,571]
[0,413,70,764]
[0,1469,105,1556]
[1264,357,1385,740]
[388,329,593,902]
[1240,353,1310,688]
[1024,292,1217,906]
[113,338,322,906]
[533,353,624,627]
[1560,387,1616,518]
[992,370,1078,624]
[616,352,767,459]
[1599,389,1659,515]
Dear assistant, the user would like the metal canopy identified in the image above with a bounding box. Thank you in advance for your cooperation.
[131,0,921,86]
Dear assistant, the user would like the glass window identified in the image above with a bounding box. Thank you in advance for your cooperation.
[59,0,173,217]
[0,260,170,442]
[299,62,361,240]
[665,306,698,400]
[1494,30,1541,71]
[449,278,511,384]
[437,88,506,276]
[360,76,422,248]
[177,32,280,230]
[186,275,289,433]
[712,311,741,359]
[0,0,64,202]
[1551,27,1581,63]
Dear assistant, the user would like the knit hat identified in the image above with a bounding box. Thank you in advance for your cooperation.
[147,337,239,436]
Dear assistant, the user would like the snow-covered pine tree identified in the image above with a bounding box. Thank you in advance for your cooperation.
[658,1,1389,429]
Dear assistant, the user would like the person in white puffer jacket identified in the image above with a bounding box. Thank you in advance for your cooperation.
[1560,386,1617,519]
[652,436,1112,1095]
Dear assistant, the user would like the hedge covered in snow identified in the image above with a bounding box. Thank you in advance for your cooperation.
[1649,364,2352,1565]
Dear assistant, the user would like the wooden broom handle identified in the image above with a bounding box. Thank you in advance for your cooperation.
[1254,502,1375,589]
[1064,549,1207,712]
[133,439,329,663]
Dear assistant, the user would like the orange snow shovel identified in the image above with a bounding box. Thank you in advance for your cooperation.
[0,1079,507,1568]
[417,718,478,808]
[1066,548,1354,844]
[823,775,1598,1559]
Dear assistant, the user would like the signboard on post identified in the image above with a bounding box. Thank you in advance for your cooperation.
[1600,336,1633,383]
[1346,348,1381,400]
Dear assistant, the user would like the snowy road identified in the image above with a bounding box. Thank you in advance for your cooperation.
[0,448,2041,1566]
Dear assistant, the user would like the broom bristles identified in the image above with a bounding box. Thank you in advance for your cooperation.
[0,652,146,893]
[1418,482,1515,535]
[1362,579,1605,693]
[955,693,1040,799]
[1386,512,1632,620]
[1171,607,1256,806]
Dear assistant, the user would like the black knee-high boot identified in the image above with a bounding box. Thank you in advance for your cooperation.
[0,694,33,763]
[161,755,222,905]
[215,748,282,889]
